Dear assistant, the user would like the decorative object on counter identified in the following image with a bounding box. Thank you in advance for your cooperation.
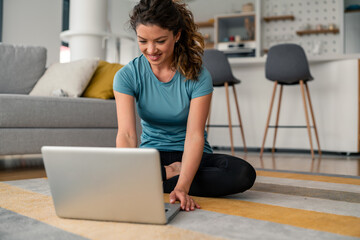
[245,17,255,40]
[202,49,247,155]
[260,44,321,162]
[242,3,254,12]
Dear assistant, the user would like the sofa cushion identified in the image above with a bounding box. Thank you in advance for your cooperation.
[0,94,117,128]
[82,61,123,99]
[29,59,99,97]
[0,128,118,155]
[0,43,47,94]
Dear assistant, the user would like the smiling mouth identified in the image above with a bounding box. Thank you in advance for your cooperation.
[147,54,161,61]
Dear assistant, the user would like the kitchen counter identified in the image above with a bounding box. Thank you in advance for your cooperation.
[228,54,360,66]
[207,54,360,153]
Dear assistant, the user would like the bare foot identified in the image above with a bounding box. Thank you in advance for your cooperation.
[164,162,181,180]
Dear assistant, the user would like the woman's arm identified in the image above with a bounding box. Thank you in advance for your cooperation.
[114,91,137,148]
[169,92,212,211]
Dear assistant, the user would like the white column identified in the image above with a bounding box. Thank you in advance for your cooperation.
[60,0,108,61]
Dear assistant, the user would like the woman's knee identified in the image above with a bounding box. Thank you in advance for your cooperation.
[238,161,256,191]
[227,157,256,193]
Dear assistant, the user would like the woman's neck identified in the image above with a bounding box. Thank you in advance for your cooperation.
[150,62,176,83]
[153,68,176,83]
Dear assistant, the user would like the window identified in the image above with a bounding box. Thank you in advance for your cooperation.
[62,0,70,46]
[0,0,3,42]
[60,0,70,62]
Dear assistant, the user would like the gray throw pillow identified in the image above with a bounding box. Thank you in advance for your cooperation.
[0,43,47,94]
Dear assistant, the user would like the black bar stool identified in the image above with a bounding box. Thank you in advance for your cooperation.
[260,44,321,160]
[203,49,247,155]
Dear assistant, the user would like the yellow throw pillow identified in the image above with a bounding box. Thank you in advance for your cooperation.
[82,60,123,99]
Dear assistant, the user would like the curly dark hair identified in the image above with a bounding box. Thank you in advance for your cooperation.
[130,0,204,81]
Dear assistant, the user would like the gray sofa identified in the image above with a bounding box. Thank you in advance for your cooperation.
[0,43,119,155]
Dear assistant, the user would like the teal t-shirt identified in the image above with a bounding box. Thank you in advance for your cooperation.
[113,55,213,153]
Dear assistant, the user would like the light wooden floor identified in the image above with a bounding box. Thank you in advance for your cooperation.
[0,151,359,181]
[219,151,360,176]
[0,168,47,181]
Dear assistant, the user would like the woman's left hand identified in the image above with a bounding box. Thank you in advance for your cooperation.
[169,188,200,211]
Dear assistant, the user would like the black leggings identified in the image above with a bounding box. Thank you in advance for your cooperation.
[160,151,256,197]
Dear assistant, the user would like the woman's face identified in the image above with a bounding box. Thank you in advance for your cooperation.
[136,24,180,69]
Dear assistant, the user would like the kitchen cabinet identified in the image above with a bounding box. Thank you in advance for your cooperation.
[215,12,260,57]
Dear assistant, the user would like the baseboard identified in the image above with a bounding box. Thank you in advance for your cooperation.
[0,155,43,170]
[211,146,360,157]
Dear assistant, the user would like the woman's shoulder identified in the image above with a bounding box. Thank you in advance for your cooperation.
[113,56,146,94]
[183,67,211,89]
[190,66,212,85]
[115,55,147,76]
[182,66,211,82]
[199,66,211,80]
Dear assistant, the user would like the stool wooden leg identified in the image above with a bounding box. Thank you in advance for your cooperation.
[272,85,283,154]
[225,82,235,155]
[232,85,247,153]
[260,81,278,158]
[300,80,315,160]
[305,83,322,156]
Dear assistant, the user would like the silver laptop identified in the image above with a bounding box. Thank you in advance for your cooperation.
[41,146,180,225]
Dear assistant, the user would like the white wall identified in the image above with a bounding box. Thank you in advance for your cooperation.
[1,0,136,65]
[108,0,134,38]
[187,0,255,22]
[2,0,62,66]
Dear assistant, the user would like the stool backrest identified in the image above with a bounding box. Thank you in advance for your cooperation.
[266,44,313,84]
[203,49,235,86]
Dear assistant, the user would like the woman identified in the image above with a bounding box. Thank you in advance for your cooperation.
[113,0,256,212]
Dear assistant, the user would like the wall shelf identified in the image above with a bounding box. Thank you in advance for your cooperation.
[263,15,295,22]
[345,9,360,13]
[296,29,340,36]
[196,19,214,28]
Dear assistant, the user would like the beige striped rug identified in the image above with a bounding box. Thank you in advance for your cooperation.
[1,170,359,239]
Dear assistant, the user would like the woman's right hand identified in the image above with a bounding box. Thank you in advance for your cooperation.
[169,187,200,211]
